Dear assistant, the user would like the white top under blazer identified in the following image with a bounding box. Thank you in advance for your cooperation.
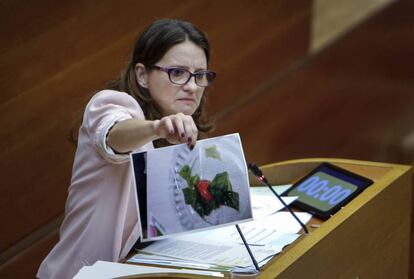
[37,90,153,279]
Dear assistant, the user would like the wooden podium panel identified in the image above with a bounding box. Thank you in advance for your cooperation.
[252,158,412,279]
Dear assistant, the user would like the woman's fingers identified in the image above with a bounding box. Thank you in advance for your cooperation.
[162,117,175,135]
[171,114,186,143]
[157,113,198,147]
[154,117,172,138]
[184,117,198,148]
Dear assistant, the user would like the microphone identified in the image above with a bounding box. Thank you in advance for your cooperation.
[248,163,309,234]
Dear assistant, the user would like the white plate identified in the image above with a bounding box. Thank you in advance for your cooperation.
[169,138,248,231]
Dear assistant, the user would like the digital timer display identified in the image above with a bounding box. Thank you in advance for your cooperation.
[287,172,358,211]
[283,163,373,219]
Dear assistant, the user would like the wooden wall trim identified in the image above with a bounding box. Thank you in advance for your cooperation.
[0,215,62,266]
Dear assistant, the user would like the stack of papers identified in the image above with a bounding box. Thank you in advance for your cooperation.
[127,185,312,273]
[74,260,224,278]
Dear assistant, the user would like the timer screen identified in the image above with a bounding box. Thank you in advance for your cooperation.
[283,163,373,219]
[287,171,358,211]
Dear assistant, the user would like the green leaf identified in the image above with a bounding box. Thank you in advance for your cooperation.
[190,175,200,188]
[179,165,200,189]
[223,191,240,211]
[211,172,233,191]
[183,187,196,205]
[208,184,223,205]
[204,145,221,160]
[179,165,192,185]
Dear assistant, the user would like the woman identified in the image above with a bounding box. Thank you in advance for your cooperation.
[37,18,216,279]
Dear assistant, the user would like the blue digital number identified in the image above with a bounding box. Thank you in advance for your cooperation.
[306,180,329,196]
[297,175,355,207]
[328,189,353,205]
[296,176,319,192]
[319,185,342,202]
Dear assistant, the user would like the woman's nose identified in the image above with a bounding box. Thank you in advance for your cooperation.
[183,76,199,92]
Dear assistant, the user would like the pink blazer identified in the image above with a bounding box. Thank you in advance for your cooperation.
[37,90,153,279]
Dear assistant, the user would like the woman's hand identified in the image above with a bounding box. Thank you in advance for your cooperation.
[107,113,197,153]
[153,113,198,148]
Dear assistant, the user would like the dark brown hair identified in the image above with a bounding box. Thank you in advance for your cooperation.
[105,18,214,146]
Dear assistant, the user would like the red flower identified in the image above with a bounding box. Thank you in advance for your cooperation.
[196,179,213,202]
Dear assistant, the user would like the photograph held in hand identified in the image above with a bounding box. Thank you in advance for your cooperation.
[131,133,253,241]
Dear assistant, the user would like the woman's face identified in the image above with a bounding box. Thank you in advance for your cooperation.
[136,40,207,116]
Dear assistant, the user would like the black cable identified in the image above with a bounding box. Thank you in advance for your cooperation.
[248,163,309,234]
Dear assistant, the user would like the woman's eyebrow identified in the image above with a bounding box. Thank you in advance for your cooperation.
[194,67,208,72]
[169,64,187,68]
[169,64,207,71]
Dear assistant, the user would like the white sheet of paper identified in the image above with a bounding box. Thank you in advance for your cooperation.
[250,185,292,196]
[73,260,224,279]
[128,253,231,272]
[250,195,297,219]
[250,211,312,233]
[138,237,280,267]
[183,220,300,246]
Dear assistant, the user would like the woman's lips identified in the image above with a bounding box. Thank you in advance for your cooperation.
[177,98,196,103]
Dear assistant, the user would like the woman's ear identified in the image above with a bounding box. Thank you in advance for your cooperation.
[135,63,148,88]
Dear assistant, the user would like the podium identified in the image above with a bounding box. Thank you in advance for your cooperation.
[251,158,412,279]
[126,158,412,279]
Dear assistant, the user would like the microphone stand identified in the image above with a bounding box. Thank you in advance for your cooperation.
[234,162,309,272]
[248,163,309,234]
[235,224,260,271]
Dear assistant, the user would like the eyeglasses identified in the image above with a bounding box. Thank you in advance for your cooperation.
[148,65,216,87]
